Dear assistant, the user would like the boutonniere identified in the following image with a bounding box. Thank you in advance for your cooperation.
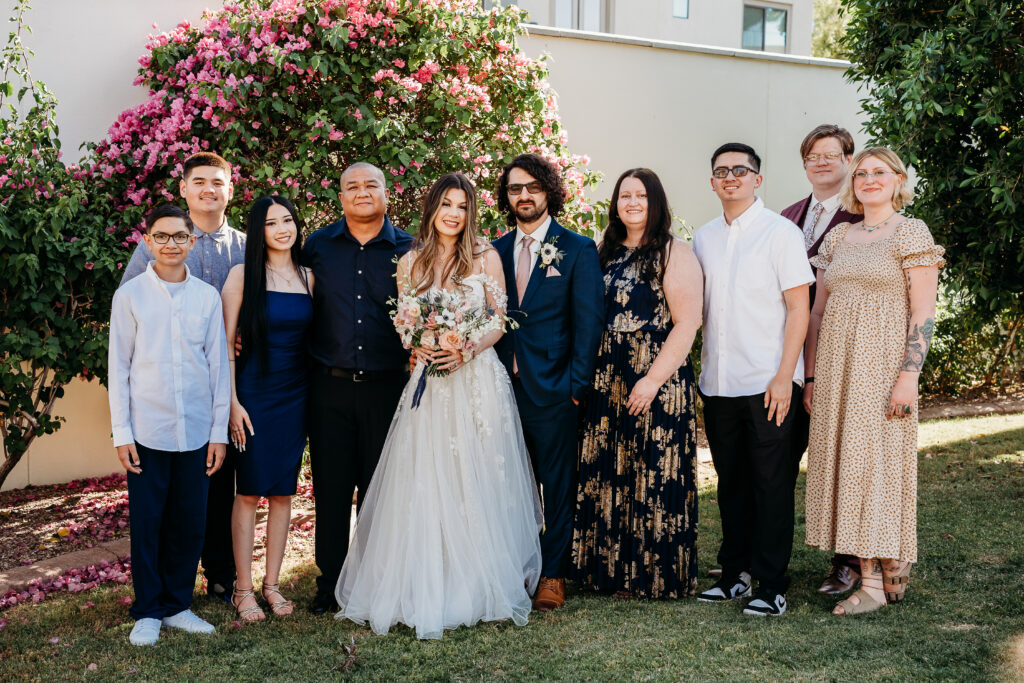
[537,235,565,270]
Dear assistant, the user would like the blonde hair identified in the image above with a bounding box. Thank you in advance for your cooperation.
[408,173,482,294]
[840,146,914,214]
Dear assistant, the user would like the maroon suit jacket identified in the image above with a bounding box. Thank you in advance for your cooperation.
[781,194,863,309]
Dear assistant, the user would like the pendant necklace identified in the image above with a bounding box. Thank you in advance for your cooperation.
[862,212,898,233]
[267,265,294,286]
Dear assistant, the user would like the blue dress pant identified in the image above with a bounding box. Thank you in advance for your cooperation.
[512,378,579,579]
[127,442,210,620]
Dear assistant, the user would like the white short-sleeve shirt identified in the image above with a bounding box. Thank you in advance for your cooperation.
[693,197,815,398]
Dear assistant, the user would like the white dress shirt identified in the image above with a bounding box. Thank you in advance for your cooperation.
[108,262,231,450]
[693,198,815,398]
[513,215,552,273]
[802,192,842,242]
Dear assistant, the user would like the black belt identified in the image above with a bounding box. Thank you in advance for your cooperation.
[316,365,406,382]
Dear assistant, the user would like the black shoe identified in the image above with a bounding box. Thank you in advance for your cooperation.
[696,571,751,602]
[308,593,339,616]
[742,588,787,616]
[206,581,233,605]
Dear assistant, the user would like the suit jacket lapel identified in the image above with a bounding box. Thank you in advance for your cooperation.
[519,221,560,311]
[793,195,812,226]
[809,208,861,256]
[494,233,518,307]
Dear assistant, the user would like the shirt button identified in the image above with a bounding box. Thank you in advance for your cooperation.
[360,246,364,251]
[357,319,362,324]
[358,346,363,350]
[357,295,362,300]
[358,270,363,275]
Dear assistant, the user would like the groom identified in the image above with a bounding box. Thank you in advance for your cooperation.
[492,153,604,611]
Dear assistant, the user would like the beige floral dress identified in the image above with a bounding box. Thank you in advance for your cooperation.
[804,218,944,562]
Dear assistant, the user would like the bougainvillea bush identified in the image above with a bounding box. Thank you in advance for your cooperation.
[83,0,598,241]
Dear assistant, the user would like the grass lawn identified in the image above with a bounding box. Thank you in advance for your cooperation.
[2,414,1023,681]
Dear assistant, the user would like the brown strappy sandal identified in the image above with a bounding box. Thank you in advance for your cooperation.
[832,576,886,616]
[883,562,911,604]
[232,584,266,623]
[262,582,294,617]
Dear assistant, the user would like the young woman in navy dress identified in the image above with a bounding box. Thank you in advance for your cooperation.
[221,196,313,621]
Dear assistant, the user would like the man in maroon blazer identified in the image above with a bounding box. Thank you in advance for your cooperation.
[781,124,863,596]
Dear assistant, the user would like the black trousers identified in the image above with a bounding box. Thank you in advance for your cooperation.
[512,378,578,579]
[200,445,236,589]
[702,385,801,595]
[309,370,407,597]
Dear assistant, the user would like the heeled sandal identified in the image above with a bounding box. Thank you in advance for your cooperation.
[232,584,266,623]
[832,576,886,616]
[883,562,911,604]
[262,582,294,617]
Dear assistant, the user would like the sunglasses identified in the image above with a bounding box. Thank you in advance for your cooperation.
[712,166,758,179]
[507,182,544,196]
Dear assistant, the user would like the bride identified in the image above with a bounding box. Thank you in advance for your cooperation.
[334,172,543,639]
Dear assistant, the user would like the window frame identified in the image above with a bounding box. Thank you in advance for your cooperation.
[741,3,790,54]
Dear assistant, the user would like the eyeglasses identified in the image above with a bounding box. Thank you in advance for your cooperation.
[712,166,757,179]
[150,232,192,244]
[853,170,896,181]
[804,152,844,164]
[507,182,543,196]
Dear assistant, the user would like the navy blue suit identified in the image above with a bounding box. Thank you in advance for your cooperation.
[493,219,603,577]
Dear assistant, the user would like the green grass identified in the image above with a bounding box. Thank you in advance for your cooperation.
[3,414,1023,681]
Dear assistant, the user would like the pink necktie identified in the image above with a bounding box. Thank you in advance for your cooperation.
[805,202,825,249]
[512,236,533,375]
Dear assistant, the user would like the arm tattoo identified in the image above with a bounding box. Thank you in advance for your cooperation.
[902,317,935,372]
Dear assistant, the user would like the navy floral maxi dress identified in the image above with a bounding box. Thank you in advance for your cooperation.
[571,245,698,598]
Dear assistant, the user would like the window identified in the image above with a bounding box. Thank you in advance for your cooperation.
[553,0,604,32]
[673,0,689,19]
[742,5,788,53]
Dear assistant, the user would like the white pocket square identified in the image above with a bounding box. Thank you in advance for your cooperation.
[546,266,561,277]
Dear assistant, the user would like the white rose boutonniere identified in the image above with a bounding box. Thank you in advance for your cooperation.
[538,235,565,270]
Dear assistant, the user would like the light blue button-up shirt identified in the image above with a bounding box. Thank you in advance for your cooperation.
[119,219,246,293]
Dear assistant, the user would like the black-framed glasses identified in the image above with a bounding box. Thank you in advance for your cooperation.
[507,181,543,196]
[853,170,896,181]
[804,152,844,164]
[712,166,757,179]
[150,232,192,244]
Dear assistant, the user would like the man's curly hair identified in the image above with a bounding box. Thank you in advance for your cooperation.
[496,153,568,227]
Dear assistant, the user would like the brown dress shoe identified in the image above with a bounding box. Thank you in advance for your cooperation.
[533,577,566,612]
[817,563,860,594]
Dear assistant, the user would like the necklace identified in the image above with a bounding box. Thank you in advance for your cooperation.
[266,265,295,285]
[862,212,898,233]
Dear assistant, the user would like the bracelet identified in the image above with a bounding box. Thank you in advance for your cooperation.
[804,376,814,383]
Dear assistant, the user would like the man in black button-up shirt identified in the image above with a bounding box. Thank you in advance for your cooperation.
[301,162,413,614]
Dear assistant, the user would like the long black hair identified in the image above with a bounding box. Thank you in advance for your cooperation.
[237,195,309,373]
[598,168,673,281]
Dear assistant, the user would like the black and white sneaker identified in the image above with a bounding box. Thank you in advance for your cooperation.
[696,571,752,602]
[742,589,787,616]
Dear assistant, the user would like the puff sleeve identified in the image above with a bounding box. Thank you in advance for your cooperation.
[897,218,946,269]
[808,222,847,270]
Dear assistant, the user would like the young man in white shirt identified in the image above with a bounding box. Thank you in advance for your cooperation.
[780,125,864,595]
[108,205,231,645]
[693,143,814,616]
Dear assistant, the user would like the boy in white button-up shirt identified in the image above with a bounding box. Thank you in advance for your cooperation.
[693,143,813,617]
[108,205,231,646]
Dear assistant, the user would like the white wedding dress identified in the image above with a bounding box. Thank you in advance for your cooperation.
[335,273,543,640]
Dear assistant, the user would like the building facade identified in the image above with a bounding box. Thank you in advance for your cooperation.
[490,0,813,56]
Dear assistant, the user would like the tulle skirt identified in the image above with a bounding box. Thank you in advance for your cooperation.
[335,348,543,640]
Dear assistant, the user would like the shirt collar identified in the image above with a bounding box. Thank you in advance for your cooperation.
[193,217,229,242]
[722,197,764,229]
[516,215,552,247]
[811,192,842,213]
[145,260,193,287]
[333,215,400,245]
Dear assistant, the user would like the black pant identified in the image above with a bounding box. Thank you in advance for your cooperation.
[200,445,236,589]
[512,378,578,579]
[309,370,407,597]
[702,385,801,595]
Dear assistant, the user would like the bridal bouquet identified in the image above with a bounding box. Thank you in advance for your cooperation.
[391,283,515,408]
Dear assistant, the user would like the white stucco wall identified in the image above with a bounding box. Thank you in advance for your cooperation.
[2,1,864,490]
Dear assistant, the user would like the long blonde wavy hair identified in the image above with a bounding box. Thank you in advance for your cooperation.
[408,172,482,293]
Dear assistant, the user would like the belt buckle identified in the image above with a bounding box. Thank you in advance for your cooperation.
[351,370,367,383]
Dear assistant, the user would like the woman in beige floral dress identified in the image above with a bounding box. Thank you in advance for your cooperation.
[803,147,944,616]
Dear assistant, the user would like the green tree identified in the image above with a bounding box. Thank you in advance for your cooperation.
[844,1,1024,322]
[812,0,851,59]
[0,1,121,487]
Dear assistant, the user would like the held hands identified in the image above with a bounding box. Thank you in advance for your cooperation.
[116,444,142,474]
[413,346,468,373]
[803,381,814,415]
[207,443,226,476]
[888,374,919,419]
[230,400,255,451]
[626,376,661,416]
[764,373,792,426]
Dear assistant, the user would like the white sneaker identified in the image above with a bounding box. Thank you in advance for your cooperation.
[129,618,161,646]
[743,590,788,616]
[162,609,215,634]
[696,571,752,602]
